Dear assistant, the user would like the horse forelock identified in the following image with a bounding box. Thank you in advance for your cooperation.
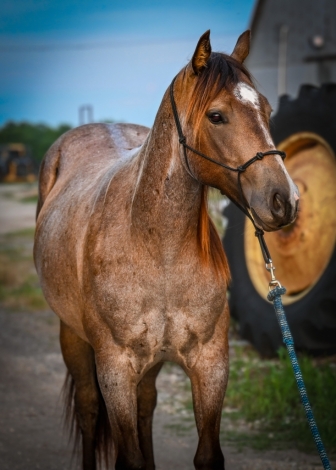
[185,52,251,137]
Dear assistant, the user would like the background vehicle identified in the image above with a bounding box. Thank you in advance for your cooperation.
[0,143,35,183]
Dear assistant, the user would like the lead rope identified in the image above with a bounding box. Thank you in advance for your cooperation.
[169,74,332,470]
[262,250,332,470]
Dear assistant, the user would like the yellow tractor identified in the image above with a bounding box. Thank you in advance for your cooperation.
[0,143,36,183]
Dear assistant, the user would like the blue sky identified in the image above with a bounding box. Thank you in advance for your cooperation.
[0,0,255,128]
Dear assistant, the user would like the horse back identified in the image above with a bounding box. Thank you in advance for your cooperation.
[36,123,150,218]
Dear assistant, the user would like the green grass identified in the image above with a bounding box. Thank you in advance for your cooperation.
[0,228,48,311]
[20,194,38,204]
[222,345,336,454]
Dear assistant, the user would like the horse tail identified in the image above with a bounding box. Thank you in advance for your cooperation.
[62,371,80,456]
[36,141,62,220]
[61,369,113,469]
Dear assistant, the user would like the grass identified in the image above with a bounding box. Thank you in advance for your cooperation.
[221,344,336,455]
[20,194,38,204]
[0,228,48,311]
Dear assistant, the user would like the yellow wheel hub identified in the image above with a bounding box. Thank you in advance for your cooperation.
[245,132,336,305]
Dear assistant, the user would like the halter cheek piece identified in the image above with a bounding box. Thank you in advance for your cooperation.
[169,75,286,265]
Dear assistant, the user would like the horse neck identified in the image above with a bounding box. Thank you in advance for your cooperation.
[131,92,202,253]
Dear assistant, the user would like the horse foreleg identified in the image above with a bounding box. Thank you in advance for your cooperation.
[60,321,101,470]
[189,332,229,469]
[137,362,163,470]
[95,351,146,470]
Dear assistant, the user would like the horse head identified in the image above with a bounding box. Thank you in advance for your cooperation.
[171,30,299,232]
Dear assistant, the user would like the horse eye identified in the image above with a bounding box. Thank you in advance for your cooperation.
[209,113,224,124]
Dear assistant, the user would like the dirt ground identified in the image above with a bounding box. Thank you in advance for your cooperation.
[0,184,37,234]
[0,183,332,469]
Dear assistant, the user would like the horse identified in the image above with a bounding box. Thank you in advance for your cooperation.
[34,30,299,470]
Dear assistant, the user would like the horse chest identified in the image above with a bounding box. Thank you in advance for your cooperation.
[90,258,226,361]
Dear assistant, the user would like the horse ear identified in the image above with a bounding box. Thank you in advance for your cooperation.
[231,30,251,63]
[192,30,212,75]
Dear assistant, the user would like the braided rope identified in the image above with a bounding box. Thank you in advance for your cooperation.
[267,286,332,470]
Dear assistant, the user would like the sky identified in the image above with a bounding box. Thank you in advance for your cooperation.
[0,0,255,128]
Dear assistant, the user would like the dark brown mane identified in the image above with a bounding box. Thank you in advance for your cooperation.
[189,53,250,282]
[186,52,251,134]
[198,186,231,282]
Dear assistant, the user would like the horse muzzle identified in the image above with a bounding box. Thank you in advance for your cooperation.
[250,185,300,232]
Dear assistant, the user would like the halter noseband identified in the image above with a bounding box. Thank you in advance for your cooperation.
[169,75,286,265]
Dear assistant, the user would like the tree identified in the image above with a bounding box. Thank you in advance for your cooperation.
[0,121,72,163]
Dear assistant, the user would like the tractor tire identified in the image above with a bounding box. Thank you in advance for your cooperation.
[223,83,336,357]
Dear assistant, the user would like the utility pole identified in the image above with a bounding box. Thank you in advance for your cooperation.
[79,105,94,126]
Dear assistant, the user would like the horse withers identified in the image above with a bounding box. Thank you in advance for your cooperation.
[34,30,299,470]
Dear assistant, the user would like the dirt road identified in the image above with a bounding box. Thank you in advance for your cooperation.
[0,184,37,234]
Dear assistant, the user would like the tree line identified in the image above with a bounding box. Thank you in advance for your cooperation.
[0,121,73,163]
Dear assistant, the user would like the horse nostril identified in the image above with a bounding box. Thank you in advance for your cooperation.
[271,192,286,218]
[273,193,282,211]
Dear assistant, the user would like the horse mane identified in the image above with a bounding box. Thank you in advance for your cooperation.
[186,52,251,135]
[187,53,251,282]
[198,186,230,282]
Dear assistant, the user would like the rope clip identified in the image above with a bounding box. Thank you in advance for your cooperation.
[265,261,282,290]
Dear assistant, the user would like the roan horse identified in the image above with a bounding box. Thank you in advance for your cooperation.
[34,30,299,469]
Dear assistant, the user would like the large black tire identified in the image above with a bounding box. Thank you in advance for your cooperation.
[223,83,336,357]
[271,84,336,151]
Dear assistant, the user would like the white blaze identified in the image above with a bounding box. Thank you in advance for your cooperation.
[234,82,259,107]
[233,82,274,147]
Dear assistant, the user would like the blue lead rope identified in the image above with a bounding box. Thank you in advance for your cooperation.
[267,285,332,470]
